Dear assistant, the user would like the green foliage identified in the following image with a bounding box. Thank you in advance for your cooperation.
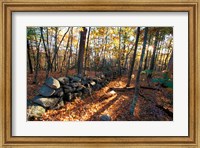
[152,72,173,88]
[141,69,153,75]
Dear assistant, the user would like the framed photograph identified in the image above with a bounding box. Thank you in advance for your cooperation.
[0,0,199,147]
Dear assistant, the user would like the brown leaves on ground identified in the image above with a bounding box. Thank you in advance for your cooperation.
[28,71,173,121]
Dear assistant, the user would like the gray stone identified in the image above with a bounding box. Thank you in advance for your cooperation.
[81,80,87,85]
[74,92,82,98]
[54,88,64,97]
[70,82,81,88]
[49,98,64,110]
[90,81,96,86]
[76,85,85,91]
[100,114,111,121]
[32,95,60,108]
[38,85,55,97]
[71,76,82,82]
[27,104,45,118]
[45,76,60,89]
[65,93,75,102]
[93,83,102,90]
[82,87,91,95]
[27,99,33,107]
[58,77,69,85]
[64,88,73,93]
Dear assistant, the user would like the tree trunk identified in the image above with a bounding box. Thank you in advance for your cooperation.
[27,40,33,74]
[118,27,122,76]
[143,34,152,70]
[163,50,171,70]
[77,27,87,76]
[148,29,159,78]
[66,27,73,75]
[33,36,41,84]
[84,27,91,75]
[167,51,173,78]
[60,28,71,73]
[126,27,141,87]
[40,27,51,79]
[51,27,70,72]
[123,46,132,69]
[130,27,148,115]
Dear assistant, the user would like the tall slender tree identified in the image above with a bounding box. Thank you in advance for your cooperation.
[84,27,91,75]
[148,28,160,78]
[66,27,74,75]
[40,27,51,79]
[130,27,148,115]
[143,34,152,70]
[77,27,87,76]
[126,27,141,87]
[27,40,33,74]
[33,33,42,84]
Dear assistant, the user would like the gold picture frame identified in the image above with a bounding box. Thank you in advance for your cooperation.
[0,0,199,147]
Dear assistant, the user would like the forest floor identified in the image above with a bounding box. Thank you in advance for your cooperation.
[27,70,173,121]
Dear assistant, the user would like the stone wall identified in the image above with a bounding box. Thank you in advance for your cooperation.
[27,69,124,120]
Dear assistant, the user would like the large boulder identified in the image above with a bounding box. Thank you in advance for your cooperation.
[39,85,55,97]
[32,95,61,108]
[27,104,45,118]
[49,98,64,110]
[53,88,64,97]
[58,77,69,85]
[45,76,60,89]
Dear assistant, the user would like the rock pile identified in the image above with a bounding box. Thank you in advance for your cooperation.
[27,69,123,120]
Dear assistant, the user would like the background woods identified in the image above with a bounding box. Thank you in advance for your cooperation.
[27,26,173,121]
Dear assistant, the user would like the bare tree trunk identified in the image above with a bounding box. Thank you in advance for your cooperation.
[163,50,171,70]
[167,51,173,78]
[33,36,41,84]
[77,27,87,76]
[75,38,79,69]
[118,27,122,76]
[27,40,33,74]
[40,27,51,79]
[60,28,71,73]
[143,34,152,70]
[126,27,141,87]
[123,46,132,69]
[130,27,148,115]
[148,29,159,78]
[51,27,70,71]
[66,27,73,75]
[84,27,91,75]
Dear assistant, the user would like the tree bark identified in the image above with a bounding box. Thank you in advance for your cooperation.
[143,34,152,70]
[40,27,51,79]
[126,27,141,87]
[148,29,159,78]
[33,35,41,84]
[77,27,87,76]
[66,27,74,75]
[167,51,173,78]
[51,27,70,71]
[118,27,122,76]
[60,28,71,73]
[130,27,148,115]
[84,27,91,75]
[27,40,33,74]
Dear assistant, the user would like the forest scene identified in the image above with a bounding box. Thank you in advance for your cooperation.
[27,26,173,121]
